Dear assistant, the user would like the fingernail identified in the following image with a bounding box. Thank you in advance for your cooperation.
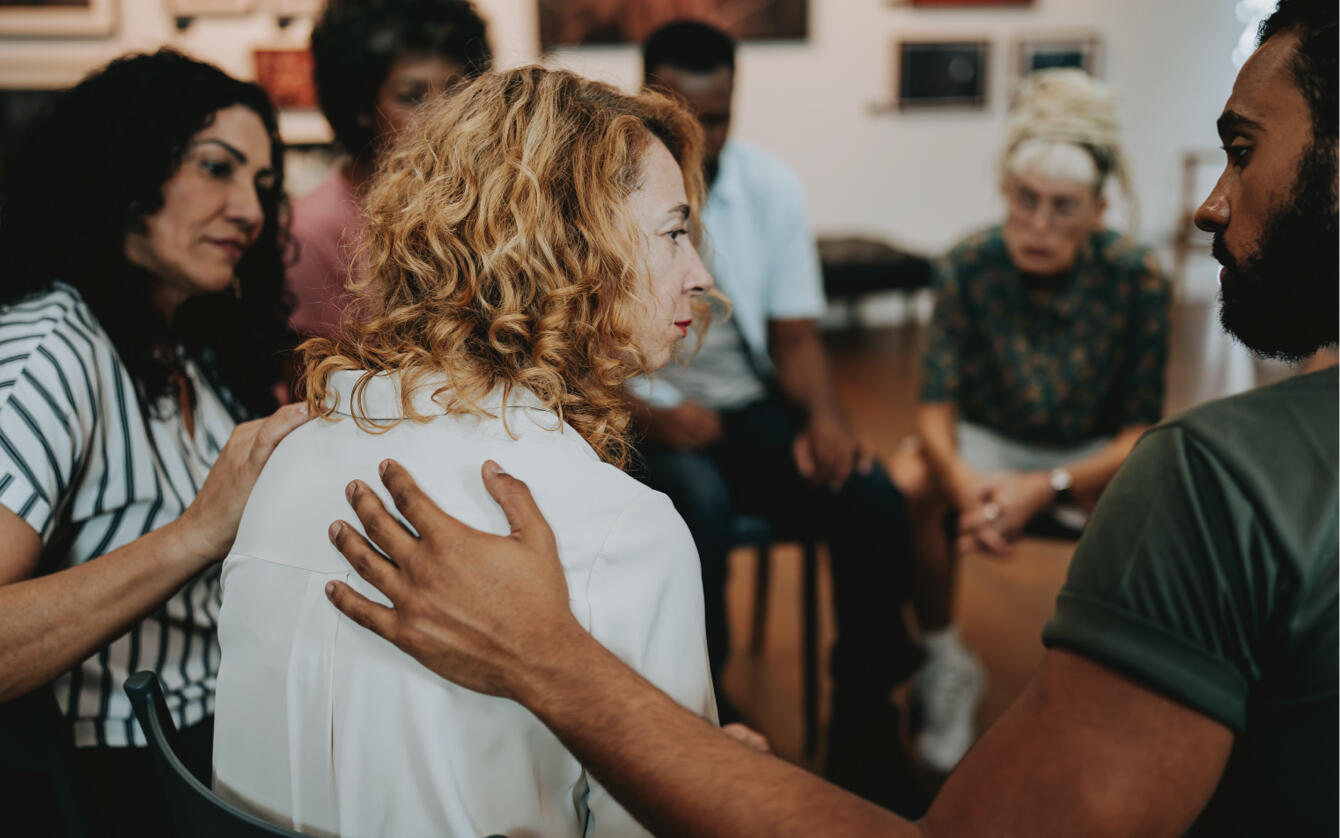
[324,581,336,598]
[328,521,342,542]
[379,459,390,477]
[485,460,507,476]
[297,403,308,416]
[345,481,357,502]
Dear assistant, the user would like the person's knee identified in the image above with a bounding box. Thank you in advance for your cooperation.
[889,440,948,515]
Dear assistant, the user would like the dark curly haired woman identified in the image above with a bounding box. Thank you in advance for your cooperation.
[0,49,309,835]
[286,0,493,337]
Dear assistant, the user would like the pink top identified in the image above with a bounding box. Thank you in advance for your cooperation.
[286,167,366,338]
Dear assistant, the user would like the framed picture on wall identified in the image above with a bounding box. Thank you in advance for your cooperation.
[537,0,807,50]
[895,39,990,109]
[1015,34,1102,81]
[0,0,117,37]
[253,47,317,110]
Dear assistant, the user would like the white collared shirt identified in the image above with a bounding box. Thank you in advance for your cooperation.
[630,139,826,407]
[213,370,715,837]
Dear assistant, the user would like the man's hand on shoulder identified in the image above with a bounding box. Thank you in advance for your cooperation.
[647,401,724,451]
[323,459,583,703]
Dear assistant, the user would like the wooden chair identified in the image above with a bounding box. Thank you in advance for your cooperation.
[732,515,822,758]
[123,672,305,838]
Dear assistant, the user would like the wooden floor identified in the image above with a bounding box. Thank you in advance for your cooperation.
[717,299,1271,771]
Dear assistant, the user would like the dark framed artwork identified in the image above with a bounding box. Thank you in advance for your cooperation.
[0,0,116,36]
[1015,34,1102,80]
[537,0,807,50]
[896,40,990,109]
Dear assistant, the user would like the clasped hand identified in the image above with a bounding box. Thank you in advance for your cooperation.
[954,470,1053,556]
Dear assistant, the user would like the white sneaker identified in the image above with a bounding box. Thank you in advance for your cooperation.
[914,645,986,774]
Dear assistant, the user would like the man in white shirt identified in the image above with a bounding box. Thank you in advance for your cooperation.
[627,22,923,811]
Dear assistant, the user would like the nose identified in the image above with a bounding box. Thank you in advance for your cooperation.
[228,180,265,238]
[1194,171,1230,233]
[686,246,714,295]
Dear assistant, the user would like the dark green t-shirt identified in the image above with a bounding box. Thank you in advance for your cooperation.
[920,226,1170,445]
[1043,367,1338,836]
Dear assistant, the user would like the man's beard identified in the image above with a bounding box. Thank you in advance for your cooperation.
[1214,141,1339,362]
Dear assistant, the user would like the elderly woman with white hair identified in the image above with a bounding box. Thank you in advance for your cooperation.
[890,68,1170,775]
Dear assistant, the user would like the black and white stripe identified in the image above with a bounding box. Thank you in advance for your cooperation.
[0,283,237,747]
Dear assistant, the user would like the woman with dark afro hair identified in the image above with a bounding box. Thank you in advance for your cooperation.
[286,0,492,337]
[0,49,309,835]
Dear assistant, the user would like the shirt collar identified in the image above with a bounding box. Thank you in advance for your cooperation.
[325,369,549,421]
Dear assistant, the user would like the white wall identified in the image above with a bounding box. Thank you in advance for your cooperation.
[0,0,1247,258]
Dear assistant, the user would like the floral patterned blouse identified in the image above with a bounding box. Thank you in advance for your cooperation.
[920,225,1170,445]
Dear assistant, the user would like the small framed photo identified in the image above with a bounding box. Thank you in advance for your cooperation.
[1015,34,1102,80]
[896,40,990,110]
[0,0,117,37]
[252,47,317,110]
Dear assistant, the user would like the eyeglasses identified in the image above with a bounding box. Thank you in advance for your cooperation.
[1005,185,1093,231]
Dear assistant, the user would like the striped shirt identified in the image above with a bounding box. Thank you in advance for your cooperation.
[0,282,238,748]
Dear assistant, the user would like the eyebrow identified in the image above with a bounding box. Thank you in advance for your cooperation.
[668,203,690,221]
[1216,110,1266,140]
[189,137,276,179]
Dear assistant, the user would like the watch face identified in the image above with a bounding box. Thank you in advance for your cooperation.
[1050,468,1073,493]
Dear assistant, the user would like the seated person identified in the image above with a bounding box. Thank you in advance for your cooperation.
[287,0,492,337]
[213,67,717,837]
[626,22,921,801]
[0,50,305,835]
[890,69,1170,774]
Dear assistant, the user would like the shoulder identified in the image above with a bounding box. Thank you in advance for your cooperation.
[1161,368,1337,478]
[291,168,359,234]
[940,225,1007,283]
[1093,230,1164,282]
[0,283,111,398]
[945,225,1006,264]
[720,140,805,197]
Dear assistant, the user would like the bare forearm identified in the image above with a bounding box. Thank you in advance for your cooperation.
[0,521,207,700]
[1064,428,1146,500]
[770,323,843,420]
[916,403,967,491]
[516,624,917,838]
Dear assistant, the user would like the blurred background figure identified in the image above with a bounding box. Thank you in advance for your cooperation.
[286,0,492,338]
[0,49,307,836]
[890,68,1170,775]
[627,20,924,814]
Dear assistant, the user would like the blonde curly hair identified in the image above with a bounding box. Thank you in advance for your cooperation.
[298,66,706,467]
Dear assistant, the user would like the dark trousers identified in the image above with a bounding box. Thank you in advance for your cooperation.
[635,396,919,702]
[73,717,213,837]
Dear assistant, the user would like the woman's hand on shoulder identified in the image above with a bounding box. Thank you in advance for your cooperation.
[170,402,311,567]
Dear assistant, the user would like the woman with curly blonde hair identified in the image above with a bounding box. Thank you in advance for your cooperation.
[212,67,716,837]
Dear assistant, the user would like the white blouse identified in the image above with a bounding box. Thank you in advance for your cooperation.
[213,370,715,837]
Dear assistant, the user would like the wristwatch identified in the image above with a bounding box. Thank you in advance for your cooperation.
[1049,467,1075,504]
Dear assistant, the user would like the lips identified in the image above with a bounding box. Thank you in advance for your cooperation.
[674,319,692,337]
[209,239,247,262]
